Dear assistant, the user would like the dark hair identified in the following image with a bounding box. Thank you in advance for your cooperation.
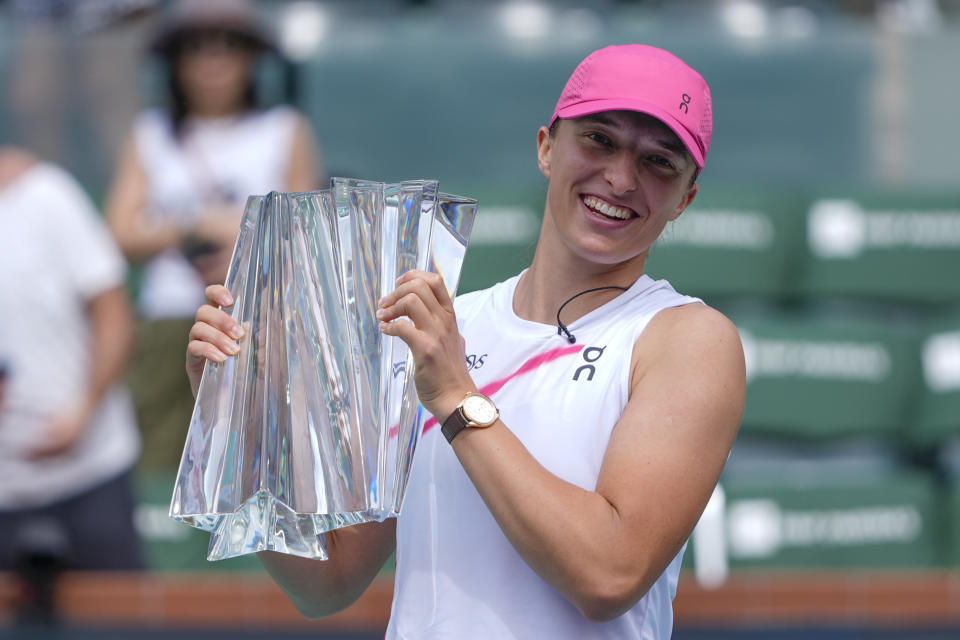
[548,118,561,138]
[159,30,261,139]
[548,117,699,188]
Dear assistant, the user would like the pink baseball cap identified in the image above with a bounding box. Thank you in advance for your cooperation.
[550,44,713,169]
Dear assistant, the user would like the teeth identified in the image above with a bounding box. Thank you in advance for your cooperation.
[583,195,633,220]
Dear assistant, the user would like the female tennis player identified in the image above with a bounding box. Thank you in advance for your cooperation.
[187,43,744,639]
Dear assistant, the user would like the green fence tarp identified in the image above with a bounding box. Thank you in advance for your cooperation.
[799,192,960,304]
[722,471,941,568]
[732,310,922,439]
[948,480,960,567]
[454,188,542,295]
[646,190,807,301]
[909,313,960,448]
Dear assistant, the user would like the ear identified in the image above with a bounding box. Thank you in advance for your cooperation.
[669,182,698,222]
[536,126,552,179]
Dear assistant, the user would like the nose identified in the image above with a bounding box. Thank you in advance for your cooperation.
[603,151,639,195]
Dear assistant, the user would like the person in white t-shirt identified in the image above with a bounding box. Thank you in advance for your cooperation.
[0,147,143,570]
[185,45,745,638]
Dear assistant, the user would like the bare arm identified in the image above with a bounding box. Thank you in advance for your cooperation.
[451,305,743,621]
[104,133,183,261]
[286,114,323,192]
[186,284,396,617]
[84,286,136,410]
[258,519,396,618]
[31,286,136,457]
[377,271,745,622]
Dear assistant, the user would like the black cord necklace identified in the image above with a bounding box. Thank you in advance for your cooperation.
[555,285,628,344]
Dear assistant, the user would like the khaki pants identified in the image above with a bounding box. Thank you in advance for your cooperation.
[127,318,196,472]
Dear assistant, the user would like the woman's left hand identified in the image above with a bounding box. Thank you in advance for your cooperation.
[376,270,474,420]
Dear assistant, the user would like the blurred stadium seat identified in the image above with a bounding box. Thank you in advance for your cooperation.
[799,193,960,304]
[721,471,940,569]
[702,307,942,570]
[910,313,960,450]
[646,189,807,303]
[734,310,921,440]
[453,187,543,294]
[949,478,960,567]
[676,188,960,575]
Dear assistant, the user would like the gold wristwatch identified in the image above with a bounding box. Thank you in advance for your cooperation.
[441,392,499,443]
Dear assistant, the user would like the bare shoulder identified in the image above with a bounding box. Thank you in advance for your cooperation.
[634,303,743,376]
[0,147,37,189]
[284,108,322,191]
[288,109,317,136]
[625,302,745,450]
[655,301,739,334]
[617,301,745,474]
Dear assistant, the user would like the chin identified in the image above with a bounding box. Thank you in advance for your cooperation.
[571,242,642,267]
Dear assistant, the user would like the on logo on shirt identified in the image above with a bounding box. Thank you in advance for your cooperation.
[573,346,605,381]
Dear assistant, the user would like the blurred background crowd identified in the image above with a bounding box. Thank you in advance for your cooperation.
[0,0,959,638]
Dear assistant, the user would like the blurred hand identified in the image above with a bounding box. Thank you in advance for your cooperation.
[28,401,93,459]
[184,208,243,286]
[189,243,234,287]
[191,206,242,247]
[186,284,245,396]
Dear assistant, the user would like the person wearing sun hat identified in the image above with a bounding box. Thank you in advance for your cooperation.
[147,0,278,57]
[105,0,322,471]
[187,44,743,639]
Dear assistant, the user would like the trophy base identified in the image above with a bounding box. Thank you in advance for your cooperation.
[174,490,330,561]
[172,494,402,561]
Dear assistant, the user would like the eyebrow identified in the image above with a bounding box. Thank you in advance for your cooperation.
[657,139,688,156]
[579,114,687,157]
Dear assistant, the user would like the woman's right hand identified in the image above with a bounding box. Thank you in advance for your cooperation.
[186,284,245,397]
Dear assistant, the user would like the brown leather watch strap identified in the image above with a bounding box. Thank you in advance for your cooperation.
[441,408,469,443]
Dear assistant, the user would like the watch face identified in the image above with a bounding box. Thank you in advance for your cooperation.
[462,394,498,426]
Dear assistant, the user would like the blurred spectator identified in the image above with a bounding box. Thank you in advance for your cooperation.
[104,0,322,470]
[0,146,143,571]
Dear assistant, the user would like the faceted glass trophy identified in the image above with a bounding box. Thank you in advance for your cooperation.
[169,179,477,560]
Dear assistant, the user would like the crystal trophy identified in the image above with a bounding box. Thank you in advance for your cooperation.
[169,179,477,560]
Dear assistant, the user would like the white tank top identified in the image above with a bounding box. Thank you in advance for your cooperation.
[389,272,701,639]
[132,106,297,318]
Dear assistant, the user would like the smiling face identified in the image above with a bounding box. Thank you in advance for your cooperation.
[536,110,699,274]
